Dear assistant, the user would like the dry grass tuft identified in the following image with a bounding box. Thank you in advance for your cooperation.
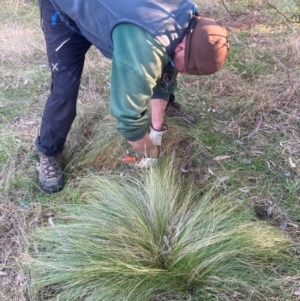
[78,135,127,170]
[0,200,42,301]
[74,120,193,171]
[0,24,44,66]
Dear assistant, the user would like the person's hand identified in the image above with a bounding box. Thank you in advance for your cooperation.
[149,124,168,146]
[135,145,163,168]
[135,157,158,168]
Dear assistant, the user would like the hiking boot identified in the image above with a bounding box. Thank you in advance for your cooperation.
[38,152,64,193]
[165,93,197,124]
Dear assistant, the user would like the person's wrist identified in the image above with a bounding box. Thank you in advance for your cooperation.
[150,123,168,132]
[150,123,161,131]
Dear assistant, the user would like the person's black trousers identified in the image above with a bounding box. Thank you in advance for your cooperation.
[36,0,92,156]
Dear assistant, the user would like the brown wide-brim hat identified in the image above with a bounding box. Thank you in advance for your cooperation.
[185,17,229,75]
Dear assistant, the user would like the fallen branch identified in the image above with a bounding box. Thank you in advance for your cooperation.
[221,0,236,20]
[272,56,294,90]
[265,0,300,23]
[242,115,263,140]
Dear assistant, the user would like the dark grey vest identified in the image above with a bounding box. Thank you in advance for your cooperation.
[50,0,196,58]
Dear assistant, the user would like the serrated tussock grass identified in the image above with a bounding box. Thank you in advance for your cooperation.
[27,160,294,301]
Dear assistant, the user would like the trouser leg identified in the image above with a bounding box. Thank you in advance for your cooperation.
[36,0,92,156]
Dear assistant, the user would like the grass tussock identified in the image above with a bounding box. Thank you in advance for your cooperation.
[74,119,193,171]
[27,162,296,301]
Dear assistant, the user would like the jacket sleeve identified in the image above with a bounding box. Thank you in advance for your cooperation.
[152,63,178,100]
[110,24,170,141]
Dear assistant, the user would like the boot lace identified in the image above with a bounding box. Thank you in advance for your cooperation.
[40,153,62,179]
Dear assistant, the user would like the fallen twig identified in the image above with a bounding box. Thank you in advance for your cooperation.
[242,115,263,140]
[265,0,300,23]
[221,0,236,20]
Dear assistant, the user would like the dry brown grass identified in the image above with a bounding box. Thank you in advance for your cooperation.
[0,24,44,66]
[0,200,41,301]
[0,3,43,300]
[0,0,29,14]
